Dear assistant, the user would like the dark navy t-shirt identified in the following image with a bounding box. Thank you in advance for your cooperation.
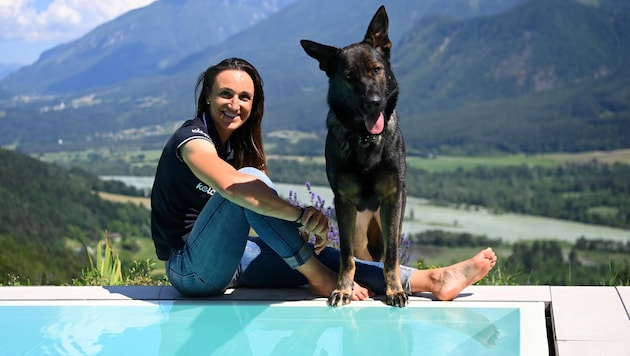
[150,115,233,260]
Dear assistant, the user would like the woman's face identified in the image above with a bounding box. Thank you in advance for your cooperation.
[207,69,255,142]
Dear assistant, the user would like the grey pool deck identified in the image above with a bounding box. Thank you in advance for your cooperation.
[1,285,628,355]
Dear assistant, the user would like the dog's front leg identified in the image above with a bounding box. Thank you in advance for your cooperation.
[328,197,357,307]
[381,190,408,307]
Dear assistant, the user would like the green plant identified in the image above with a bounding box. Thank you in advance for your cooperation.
[599,261,630,286]
[414,259,440,270]
[1,274,29,286]
[73,232,169,286]
[125,259,169,286]
[74,232,123,286]
[480,265,521,286]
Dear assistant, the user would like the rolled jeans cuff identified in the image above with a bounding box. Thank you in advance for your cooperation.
[282,242,313,269]
[403,277,412,295]
[401,264,415,295]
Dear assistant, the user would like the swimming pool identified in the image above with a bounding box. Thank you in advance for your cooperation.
[0,299,547,355]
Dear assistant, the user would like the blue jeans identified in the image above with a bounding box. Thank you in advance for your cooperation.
[234,237,416,295]
[167,167,414,297]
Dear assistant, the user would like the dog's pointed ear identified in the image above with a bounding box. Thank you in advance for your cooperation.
[363,5,391,59]
[300,39,340,77]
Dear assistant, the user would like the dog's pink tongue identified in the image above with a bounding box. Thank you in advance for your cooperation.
[366,112,384,134]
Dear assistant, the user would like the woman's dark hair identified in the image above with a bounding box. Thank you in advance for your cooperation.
[195,58,267,173]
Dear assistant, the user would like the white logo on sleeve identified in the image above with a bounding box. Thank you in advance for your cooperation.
[191,128,210,139]
[196,182,216,195]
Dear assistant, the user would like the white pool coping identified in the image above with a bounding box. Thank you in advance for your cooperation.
[1,285,629,355]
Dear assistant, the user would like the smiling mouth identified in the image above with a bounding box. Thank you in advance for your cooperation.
[222,110,239,119]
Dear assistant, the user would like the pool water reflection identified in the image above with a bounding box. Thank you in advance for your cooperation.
[1,300,547,355]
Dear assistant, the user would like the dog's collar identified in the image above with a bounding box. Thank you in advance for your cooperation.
[359,133,381,146]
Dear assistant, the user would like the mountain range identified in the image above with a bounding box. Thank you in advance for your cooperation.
[0,0,628,156]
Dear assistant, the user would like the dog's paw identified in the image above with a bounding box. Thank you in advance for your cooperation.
[386,292,409,308]
[327,290,352,307]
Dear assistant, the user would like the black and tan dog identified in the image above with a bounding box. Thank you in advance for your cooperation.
[301,6,408,307]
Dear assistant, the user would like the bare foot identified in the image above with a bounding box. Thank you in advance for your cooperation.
[309,273,371,301]
[299,258,373,301]
[412,247,497,301]
[351,283,373,301]
[304,263,338,297]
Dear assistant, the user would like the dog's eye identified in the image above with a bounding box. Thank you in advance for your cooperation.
[373,67,382,75]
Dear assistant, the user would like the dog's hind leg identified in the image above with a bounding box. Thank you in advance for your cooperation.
[366,217,384,261]
[353,210,382,261]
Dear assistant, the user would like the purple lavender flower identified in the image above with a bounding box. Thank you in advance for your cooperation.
[291,181,411,265]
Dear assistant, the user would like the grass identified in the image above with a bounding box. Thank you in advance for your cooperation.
[39,148,630,175]
[37,148,162,175]
[40,148,161,165]
[576,249,630,266]
[544,148,630,165]
[407,154,557,172]
[406,148,630,172]
[587,206,619,218]
[98,191,150,209]
[267,130,319,144]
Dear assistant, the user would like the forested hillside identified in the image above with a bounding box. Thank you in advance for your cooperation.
[0,149,150,284]
[396,0,630,155]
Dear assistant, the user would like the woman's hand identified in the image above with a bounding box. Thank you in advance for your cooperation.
[298,207,330,254]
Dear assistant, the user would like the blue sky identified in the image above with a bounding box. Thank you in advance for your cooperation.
[0,0,156,65]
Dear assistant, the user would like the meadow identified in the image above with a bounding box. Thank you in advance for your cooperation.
[40,145,630,175]
[405,149,630,172]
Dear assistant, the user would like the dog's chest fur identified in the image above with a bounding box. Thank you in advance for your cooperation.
[325,110,405,211]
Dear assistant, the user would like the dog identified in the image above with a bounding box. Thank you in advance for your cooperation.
[301,5,408,307]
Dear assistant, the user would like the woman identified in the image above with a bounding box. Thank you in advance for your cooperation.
[151,57,497,300]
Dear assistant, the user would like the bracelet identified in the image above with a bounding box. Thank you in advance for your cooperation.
[294,206,307,226]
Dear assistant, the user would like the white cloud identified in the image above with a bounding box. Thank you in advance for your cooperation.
[0,0,156,42]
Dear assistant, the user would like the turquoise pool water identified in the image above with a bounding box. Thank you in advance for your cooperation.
[0,300,546,355]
